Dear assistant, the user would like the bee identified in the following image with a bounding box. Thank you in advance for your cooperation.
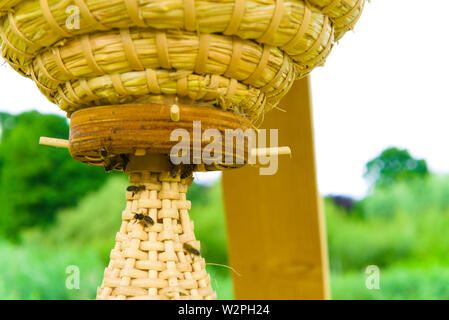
[103,158,118,172]
[127,185,146,196]
[168,163,196,179]
[119,154,129,170]
[99,146,114,171]
[99,142,129,172]
[181,164,196,179]
[183,243,200,256]
[169,163,179,178]
[100,146,108,158]
[133,213,154,227]
[106,154,129,172]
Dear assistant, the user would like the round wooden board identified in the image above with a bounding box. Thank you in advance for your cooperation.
[69,104,252,171]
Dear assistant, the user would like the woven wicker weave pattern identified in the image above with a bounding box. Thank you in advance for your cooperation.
[97,171,216,300]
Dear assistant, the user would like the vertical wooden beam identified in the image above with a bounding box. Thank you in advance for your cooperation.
[222,77,330,300]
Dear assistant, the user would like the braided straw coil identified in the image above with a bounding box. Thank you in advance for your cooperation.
[33,29,297,90]
[32,29,295,120]
[97,171,216,300]
[54,70,281,122]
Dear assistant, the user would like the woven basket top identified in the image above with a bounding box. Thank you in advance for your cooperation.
[0,0,365,124]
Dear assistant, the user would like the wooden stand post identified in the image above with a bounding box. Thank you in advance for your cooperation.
[222,77,330,299]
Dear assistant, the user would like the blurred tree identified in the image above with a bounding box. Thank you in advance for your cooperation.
[0,111,107,240]
[364,147,429,189]
[0,112,13,128]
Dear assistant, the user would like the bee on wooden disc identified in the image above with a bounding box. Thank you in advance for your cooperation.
[181,164,196,179]
[100,146,108,159]
[169,162,180,178]
[133,213,154,227]
[99,146,113,171]
[98,141,128,172]
[183,243,200,256]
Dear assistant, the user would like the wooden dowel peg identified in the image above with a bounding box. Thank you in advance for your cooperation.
[39,137,69,149]
[170,104,180,122]
[250,146,291,158]
[135,148,147,156]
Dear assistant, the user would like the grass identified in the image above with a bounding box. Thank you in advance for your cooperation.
[327,175,449,299]
[0,241,103,299]
[332,265,449,300]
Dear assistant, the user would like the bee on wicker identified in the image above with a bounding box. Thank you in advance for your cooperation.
[183,243,200,256]
[127,185,146,196]
[133,213,154,227]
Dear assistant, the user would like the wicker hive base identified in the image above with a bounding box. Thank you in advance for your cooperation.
[97,170,216,300]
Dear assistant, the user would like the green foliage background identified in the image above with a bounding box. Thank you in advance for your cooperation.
[364,147,429,190]
[3,176,232,299]
[1,111,449,299]
[0,112,107,239]
[327,178,449,299]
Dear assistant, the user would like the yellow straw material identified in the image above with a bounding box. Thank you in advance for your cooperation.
[0,0,366,124]
[0,0,20,12]
[1,0,332,70]
[32,29,296,93]
[308,0,365,40]
[52,70,271,122]
[29,28,296,121]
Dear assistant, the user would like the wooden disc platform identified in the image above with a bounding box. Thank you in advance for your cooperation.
[68,104,253,172]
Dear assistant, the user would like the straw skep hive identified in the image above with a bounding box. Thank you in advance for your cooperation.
[0,0,365,121]
[32,29,297,121]
[0,0,366,300]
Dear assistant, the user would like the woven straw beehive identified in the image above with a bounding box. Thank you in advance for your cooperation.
[97,171,216,300]
[0,0,365,300]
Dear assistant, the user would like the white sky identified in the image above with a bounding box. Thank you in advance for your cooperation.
[311,0,449,197]
[0,0,448,197]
